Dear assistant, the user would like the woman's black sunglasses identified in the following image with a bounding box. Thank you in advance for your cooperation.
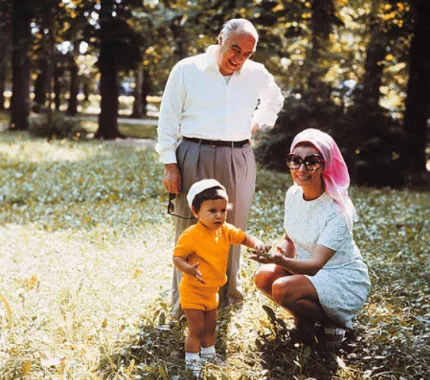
[167,193,195,219]
[286,153,324,171]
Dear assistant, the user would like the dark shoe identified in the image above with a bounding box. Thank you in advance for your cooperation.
[324,326,346,348]
[290,322,318,345]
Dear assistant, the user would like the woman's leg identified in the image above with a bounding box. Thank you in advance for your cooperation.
[254,264,291,299]
[271,274,332,325]
[202,308,217,348]
[183,309,205,353]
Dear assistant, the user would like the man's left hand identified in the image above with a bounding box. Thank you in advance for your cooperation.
[163,164,182,194]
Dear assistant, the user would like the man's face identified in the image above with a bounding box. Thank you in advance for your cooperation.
[217,32,256,76]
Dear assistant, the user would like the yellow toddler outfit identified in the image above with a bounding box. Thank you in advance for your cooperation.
[174,221,246,311]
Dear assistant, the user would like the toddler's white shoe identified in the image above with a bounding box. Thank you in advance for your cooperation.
[185,358,203,378]
[201,353,227,367]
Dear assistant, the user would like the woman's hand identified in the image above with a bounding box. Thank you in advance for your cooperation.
[249,247,285,265]
[188,262,205,284]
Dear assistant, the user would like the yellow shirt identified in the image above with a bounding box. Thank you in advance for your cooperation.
[173,221,246,288]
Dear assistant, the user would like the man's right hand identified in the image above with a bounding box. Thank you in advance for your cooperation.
[163,163,181,194]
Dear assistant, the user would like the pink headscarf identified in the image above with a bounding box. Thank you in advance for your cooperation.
[291,128,357,231]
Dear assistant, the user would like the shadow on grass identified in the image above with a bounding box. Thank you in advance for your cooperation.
[251,305,343,379]
[98,291,190,379]
[99,296,356,379]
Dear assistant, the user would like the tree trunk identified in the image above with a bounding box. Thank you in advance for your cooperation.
[170,18,187,60]
[95,0,121,139]
[131,68,143,118]
[10,0,31,130]
[0,41,5,110]
[0,23,9,111]
[82,77,90,101]
[358,32,387,110]
[46,12,56,132]
[34,58,49,107]
[141,66,151,116]
[403,0,430,172]
[54,62,62,111]
[67,52,79,116]
[307,0,334,92]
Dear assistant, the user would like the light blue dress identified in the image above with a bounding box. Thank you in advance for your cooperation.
[284,185,370,328]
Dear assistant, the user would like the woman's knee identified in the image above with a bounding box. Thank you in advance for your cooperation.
[254,265,277,292]
[255,264,287,288]
[272,278,298,307]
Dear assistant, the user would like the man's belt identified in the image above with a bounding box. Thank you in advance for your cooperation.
[183,136,249,148]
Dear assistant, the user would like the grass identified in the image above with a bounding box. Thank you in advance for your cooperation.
[0,110,157,140]
[0,131,429,379]
[80,120,157,140]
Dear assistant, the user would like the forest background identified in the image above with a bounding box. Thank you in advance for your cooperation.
[0,0,429,186]
[0,0,429,379]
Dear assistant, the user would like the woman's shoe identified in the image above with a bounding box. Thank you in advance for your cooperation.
[324,326,346,348]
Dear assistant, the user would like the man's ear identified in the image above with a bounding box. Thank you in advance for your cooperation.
[218,34,223,45]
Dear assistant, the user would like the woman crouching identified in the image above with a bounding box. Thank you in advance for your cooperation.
[251,128,370,346]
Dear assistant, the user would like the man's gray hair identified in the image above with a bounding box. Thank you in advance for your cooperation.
[218,19,259,48]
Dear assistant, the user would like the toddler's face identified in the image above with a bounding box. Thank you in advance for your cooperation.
[194,198,228,230]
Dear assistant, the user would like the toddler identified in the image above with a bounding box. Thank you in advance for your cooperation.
[173,179,269,376]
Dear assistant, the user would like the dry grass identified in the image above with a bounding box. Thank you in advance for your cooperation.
[1,131,429,379]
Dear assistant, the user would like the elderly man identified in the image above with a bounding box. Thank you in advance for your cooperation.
[156,18,284,314]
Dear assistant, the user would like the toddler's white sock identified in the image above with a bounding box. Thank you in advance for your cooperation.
[200,345,216,355]
[185,352,200,362]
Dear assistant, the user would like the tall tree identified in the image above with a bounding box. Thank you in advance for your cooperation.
[33,58,49,108]
[10,0,32,130]
[0,30,9,111]
[95,0,142,139]
[0,1,11,111]
[54,61,63,111]
[141,66,151,116]
[354,0,388,111]
[66,45,79,116]
[132,68,143,118]
[307,0,337,93]
[96,0,121,139]
[403,0,430,172]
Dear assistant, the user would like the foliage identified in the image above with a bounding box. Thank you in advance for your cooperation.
[28,112,89,139]
[0,132,428,379]
[254,93,422,187]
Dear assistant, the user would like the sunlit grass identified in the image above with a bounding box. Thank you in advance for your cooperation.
[1,132,429,379]
[0,111,157,140]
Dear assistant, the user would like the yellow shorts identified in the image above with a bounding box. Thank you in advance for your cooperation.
[179,282,219,311]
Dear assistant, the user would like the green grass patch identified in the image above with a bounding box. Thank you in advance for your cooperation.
[0,131,429,379]
[80,120,157,139]
[0,111,157,139]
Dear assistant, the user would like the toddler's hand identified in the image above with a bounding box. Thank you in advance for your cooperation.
[189,263,205,284]
[254,242,271,256]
